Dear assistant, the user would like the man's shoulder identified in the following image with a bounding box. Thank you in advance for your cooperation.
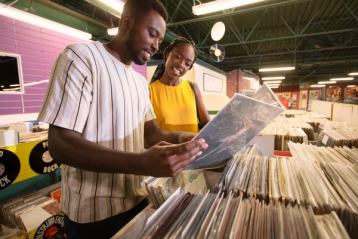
[63,41,99,57]
[61,41,100,68]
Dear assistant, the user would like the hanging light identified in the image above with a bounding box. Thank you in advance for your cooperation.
[192,0,265,15]
[261,76,285,80]
[330,77,353,81]
[259,66,295,72]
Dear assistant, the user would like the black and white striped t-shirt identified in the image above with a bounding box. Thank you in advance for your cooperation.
[38,41,155,223]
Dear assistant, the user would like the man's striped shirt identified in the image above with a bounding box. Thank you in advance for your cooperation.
[38,41,155,223]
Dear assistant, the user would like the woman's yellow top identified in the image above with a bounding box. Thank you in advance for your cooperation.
[149,80,198,133]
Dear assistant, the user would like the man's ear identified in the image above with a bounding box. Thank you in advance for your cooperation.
[119,15,133,34]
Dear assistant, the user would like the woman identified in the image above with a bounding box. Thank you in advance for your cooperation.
[149,37,210,133]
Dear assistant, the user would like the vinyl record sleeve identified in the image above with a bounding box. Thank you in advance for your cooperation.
[189,90,284,169]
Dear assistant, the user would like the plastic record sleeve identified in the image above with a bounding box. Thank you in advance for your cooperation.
[0,149,21,190]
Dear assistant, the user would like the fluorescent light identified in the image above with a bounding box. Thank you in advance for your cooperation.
[266,83,280,87]
[330,77,354,81]
[193,0,265,15]
[0,3,92,40]
[99,0,124,15]
[347,85,356,88]
[259,66,295,72]
[264,80,282,84]
[318,81,336,84]
[310,84,325,88]
[9,84,20,87]
[243,76,256,81]
[348,72,358,76]
[265,82,280,85]
[107,27,118,36]
[262,76,285,80]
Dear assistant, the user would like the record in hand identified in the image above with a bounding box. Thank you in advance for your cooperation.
[0,149,20,190]
[209,44,225,62]
[29,140,60,174]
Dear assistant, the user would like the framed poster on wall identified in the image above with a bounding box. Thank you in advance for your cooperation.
[203,73,223,93]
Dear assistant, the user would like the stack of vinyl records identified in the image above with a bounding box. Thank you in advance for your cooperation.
[215,146,344,211]
[294,115,326,132]
[318,127,358,147]
[260,122,312,150]
[130,189,350,239]
[271,117,315,140]
[287,127,308,143]
[289,142,358,236]
[213,144,358,237]
[276,110,327,134]
[0,194,64,237]
[260,124,287,150]
[144,169,208,208]
[289,142,358,211]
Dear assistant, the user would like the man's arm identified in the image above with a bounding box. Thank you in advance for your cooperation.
[144,120,195,147]
[48,125,206,177]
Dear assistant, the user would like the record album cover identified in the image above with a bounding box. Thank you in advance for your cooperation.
[189,85,285,169]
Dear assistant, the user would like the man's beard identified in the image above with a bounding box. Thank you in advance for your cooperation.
[125,35,146,65]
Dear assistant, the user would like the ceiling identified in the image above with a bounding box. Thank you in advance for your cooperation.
[3,0,358,85]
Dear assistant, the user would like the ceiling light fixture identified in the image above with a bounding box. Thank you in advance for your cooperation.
[330,77,354,81]
[211,21,226,41]
[261,76,285,80]
[259,66,295,72]
[318,81,336,84]
[263,80,282,84]
[192,0,265,15]
[107,27,118,36]
[348,72,358,76]
[0,3,92,40]
[347,85,356,88]
[310,84,325,88]
[99,0,124,17]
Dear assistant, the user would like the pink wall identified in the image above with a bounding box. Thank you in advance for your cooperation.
[0,15,147,116]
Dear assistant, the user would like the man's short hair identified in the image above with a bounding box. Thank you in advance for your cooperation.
[122,0,168,23]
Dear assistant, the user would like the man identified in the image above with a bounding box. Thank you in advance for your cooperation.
[37,0,207,238]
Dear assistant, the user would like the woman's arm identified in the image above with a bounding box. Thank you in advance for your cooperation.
[190,82,211,126]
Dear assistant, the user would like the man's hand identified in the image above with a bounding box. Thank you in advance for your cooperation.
[141,138,208,177]
[178,132,196,143]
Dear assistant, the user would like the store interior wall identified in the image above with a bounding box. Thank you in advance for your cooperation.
[0,14,146,123]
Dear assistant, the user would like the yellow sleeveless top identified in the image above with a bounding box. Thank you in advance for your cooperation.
[149,80,198,133]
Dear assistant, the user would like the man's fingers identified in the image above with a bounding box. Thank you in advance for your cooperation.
[167,149,203,170]
[165,138,207,155]
[157,141,171,146]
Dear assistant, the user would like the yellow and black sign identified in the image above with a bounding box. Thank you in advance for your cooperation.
[0,139,61,189]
